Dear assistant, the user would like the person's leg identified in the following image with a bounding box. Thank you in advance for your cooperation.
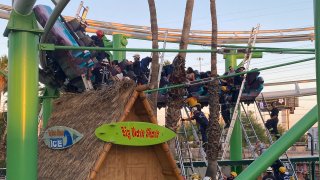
[200,126,208,143]
[265,119,273,130]
[232,89,239,103]
[273,119,280,139]
[269,119,279,135]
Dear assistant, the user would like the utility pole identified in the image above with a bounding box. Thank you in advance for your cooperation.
[197,57,203,72]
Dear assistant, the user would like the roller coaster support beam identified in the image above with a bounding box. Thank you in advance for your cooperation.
[224,50,262,173]
[236,106,318,179]
[3,0,42,179]
[313,0,320,162]
[113,34,128,61]
[42,87,59,128]
[224,50,242,173]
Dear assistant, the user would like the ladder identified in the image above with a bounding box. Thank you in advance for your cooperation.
[216,25,260,180]
[254,97,298,179]
[156,30,169,86]
[220,24,260,160]
[75,1,89,22]
[175,136,186,177]
[176,112,195,178]
[239,102,260,159]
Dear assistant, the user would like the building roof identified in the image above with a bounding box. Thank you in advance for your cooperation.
[38,80,181,180]
[38,80,136,180]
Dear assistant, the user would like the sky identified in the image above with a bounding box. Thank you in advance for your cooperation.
[0,0,317,128]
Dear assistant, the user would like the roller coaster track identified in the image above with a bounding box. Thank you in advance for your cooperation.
[0,3,316,44]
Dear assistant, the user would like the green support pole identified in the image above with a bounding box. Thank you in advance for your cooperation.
[102,36,114,60]
[313,0,320,162]
[224,50,242,173]
[42,87,57,128]
[236,106,318,179]
[4,9,41,180]
[112,34,128,61]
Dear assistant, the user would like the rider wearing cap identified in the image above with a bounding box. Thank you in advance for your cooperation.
[262,167,276,180]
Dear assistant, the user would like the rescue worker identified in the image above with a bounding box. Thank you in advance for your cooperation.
[262,167,276,180]
[185,94,199,109]
[265,102,280,139]
[190,106,209,143]
[278,167,291,180]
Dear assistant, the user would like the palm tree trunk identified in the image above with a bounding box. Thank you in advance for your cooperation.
[206,0,221,178]
[165,0,194,131]
[147,0,160,115]
[178,0,195,60]
[0,111,7,161]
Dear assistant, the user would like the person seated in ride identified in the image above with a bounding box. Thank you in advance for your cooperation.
[112,65,124,81]
[186,67,196,82]
[231,66,245,103]
[163,63,174,79]
[131,54,144,84]
[159,72,170,95]
[140,56,152,77]
[265,102,281,139]
[225,66,236,86]
[190,106,208,143]
[199,72,210,96]
[91,30,108,61]
[194,70,200,80]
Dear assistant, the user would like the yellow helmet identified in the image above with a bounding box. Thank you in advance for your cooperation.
[230,171,237,177]
[279,166,286,173]
[221,86,228,92]
[191,173,201,180]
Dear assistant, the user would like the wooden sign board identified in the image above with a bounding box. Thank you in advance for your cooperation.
[43,126,83,150]
[95,122,176,146]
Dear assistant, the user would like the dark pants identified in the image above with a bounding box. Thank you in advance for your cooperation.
[221,105,231,125]
[200,125,208,143]
[232,89,240,103]
[265,118,279,134]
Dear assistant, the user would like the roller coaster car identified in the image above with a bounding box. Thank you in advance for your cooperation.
[34,5,101,92]
[156,71,264,108]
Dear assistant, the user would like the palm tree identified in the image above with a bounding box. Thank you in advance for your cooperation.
[205,0,221,178]
[0,55,8,163]
[147,0,160,115]
[165,0,194,131]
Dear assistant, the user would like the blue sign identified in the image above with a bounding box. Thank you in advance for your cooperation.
[43,126,83,150]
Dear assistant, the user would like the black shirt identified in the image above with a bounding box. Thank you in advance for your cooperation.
[270,107,279,119]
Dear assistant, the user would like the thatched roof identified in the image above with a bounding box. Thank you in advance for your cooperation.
[38,80,136,180]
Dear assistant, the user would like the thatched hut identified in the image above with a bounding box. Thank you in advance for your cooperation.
[38,80,182,180]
